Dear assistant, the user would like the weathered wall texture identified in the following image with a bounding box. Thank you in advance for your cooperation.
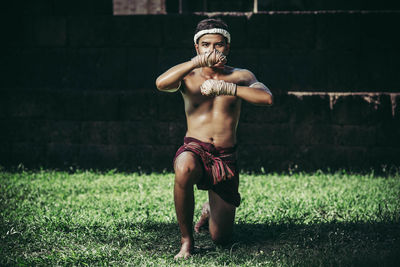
[114,0,166,15]
[1,1,399,172]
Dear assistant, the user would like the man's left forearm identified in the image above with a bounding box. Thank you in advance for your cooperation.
[236,86,273,106]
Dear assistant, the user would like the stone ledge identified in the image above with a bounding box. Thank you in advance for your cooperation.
[288,91,400,117]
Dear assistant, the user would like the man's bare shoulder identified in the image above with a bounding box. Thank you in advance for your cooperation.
[231,67,254,75]
[181,69,202,94]
[229,67,257,86]
[183,68,199,81]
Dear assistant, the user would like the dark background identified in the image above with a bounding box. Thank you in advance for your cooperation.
[1,0,399,172]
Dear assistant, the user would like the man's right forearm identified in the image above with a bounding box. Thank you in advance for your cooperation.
[155,61,196,91]
[156,50,226,92]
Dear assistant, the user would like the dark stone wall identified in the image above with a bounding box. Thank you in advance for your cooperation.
[167,0,400,12]
[257,0,400,11]
[1,1,399,172]
[2,12,400,93]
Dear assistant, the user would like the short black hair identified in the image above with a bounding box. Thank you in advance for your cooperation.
[194,18,229,44]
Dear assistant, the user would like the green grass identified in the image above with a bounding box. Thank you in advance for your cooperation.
[1,169,400,266]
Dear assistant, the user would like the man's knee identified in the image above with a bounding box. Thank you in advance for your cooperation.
[210,229,232,245]
[174,153,202,187]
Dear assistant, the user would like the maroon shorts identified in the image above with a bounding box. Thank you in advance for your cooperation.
[173,137,241,207]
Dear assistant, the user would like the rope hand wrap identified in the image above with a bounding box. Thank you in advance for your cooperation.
[183,142,235,185]
[191,49,227,68]
[200,79,237,96]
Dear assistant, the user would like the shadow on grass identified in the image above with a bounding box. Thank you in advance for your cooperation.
[2,219,400,266]
[138,221,400,265]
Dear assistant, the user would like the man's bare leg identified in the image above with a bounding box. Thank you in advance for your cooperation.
[208,190,236,244]
[173,152,202,259]
[195,202,210,233]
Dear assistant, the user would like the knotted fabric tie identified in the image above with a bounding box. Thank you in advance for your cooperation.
[183,142,235,185]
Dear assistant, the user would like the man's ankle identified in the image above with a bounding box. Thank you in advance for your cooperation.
[181,236,194,244]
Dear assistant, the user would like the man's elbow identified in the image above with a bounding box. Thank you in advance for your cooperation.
[261,93,273,106]
[155,77,166,91]
[266,94,273,105]
[251,84,273,105]
[155,78,180,92]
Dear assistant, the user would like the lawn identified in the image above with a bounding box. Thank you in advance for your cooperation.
[1,169,399,266]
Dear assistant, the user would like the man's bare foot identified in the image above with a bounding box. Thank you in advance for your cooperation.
[195,202,210,233]
[174,238,194,260]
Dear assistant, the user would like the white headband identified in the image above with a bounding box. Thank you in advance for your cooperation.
[194,28,231,44]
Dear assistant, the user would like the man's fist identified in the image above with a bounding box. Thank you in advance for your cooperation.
[191,49,227,68]
[200,79,237,96]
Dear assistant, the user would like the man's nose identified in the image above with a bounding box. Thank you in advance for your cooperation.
[205,48,214,54]
[209,47,218,53]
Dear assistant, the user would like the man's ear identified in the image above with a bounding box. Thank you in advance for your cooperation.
[194,43,199,55]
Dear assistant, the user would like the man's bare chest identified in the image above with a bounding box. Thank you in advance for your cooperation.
[182,82,239,115]
[183,70,241,95]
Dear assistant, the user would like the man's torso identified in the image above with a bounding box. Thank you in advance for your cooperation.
[181,66,251,148]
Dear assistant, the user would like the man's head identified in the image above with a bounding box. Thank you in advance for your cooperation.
[194,18,230,57]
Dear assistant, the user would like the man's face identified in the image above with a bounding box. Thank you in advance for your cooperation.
[195,34,230,56]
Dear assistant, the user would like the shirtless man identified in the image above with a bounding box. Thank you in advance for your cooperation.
[155,18,273,259]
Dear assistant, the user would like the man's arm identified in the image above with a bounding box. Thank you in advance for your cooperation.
[200,70,273,106]
[155,61,194,92]
[236,70,272,106]
[236,85,273,106]
[155,50,227,92]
